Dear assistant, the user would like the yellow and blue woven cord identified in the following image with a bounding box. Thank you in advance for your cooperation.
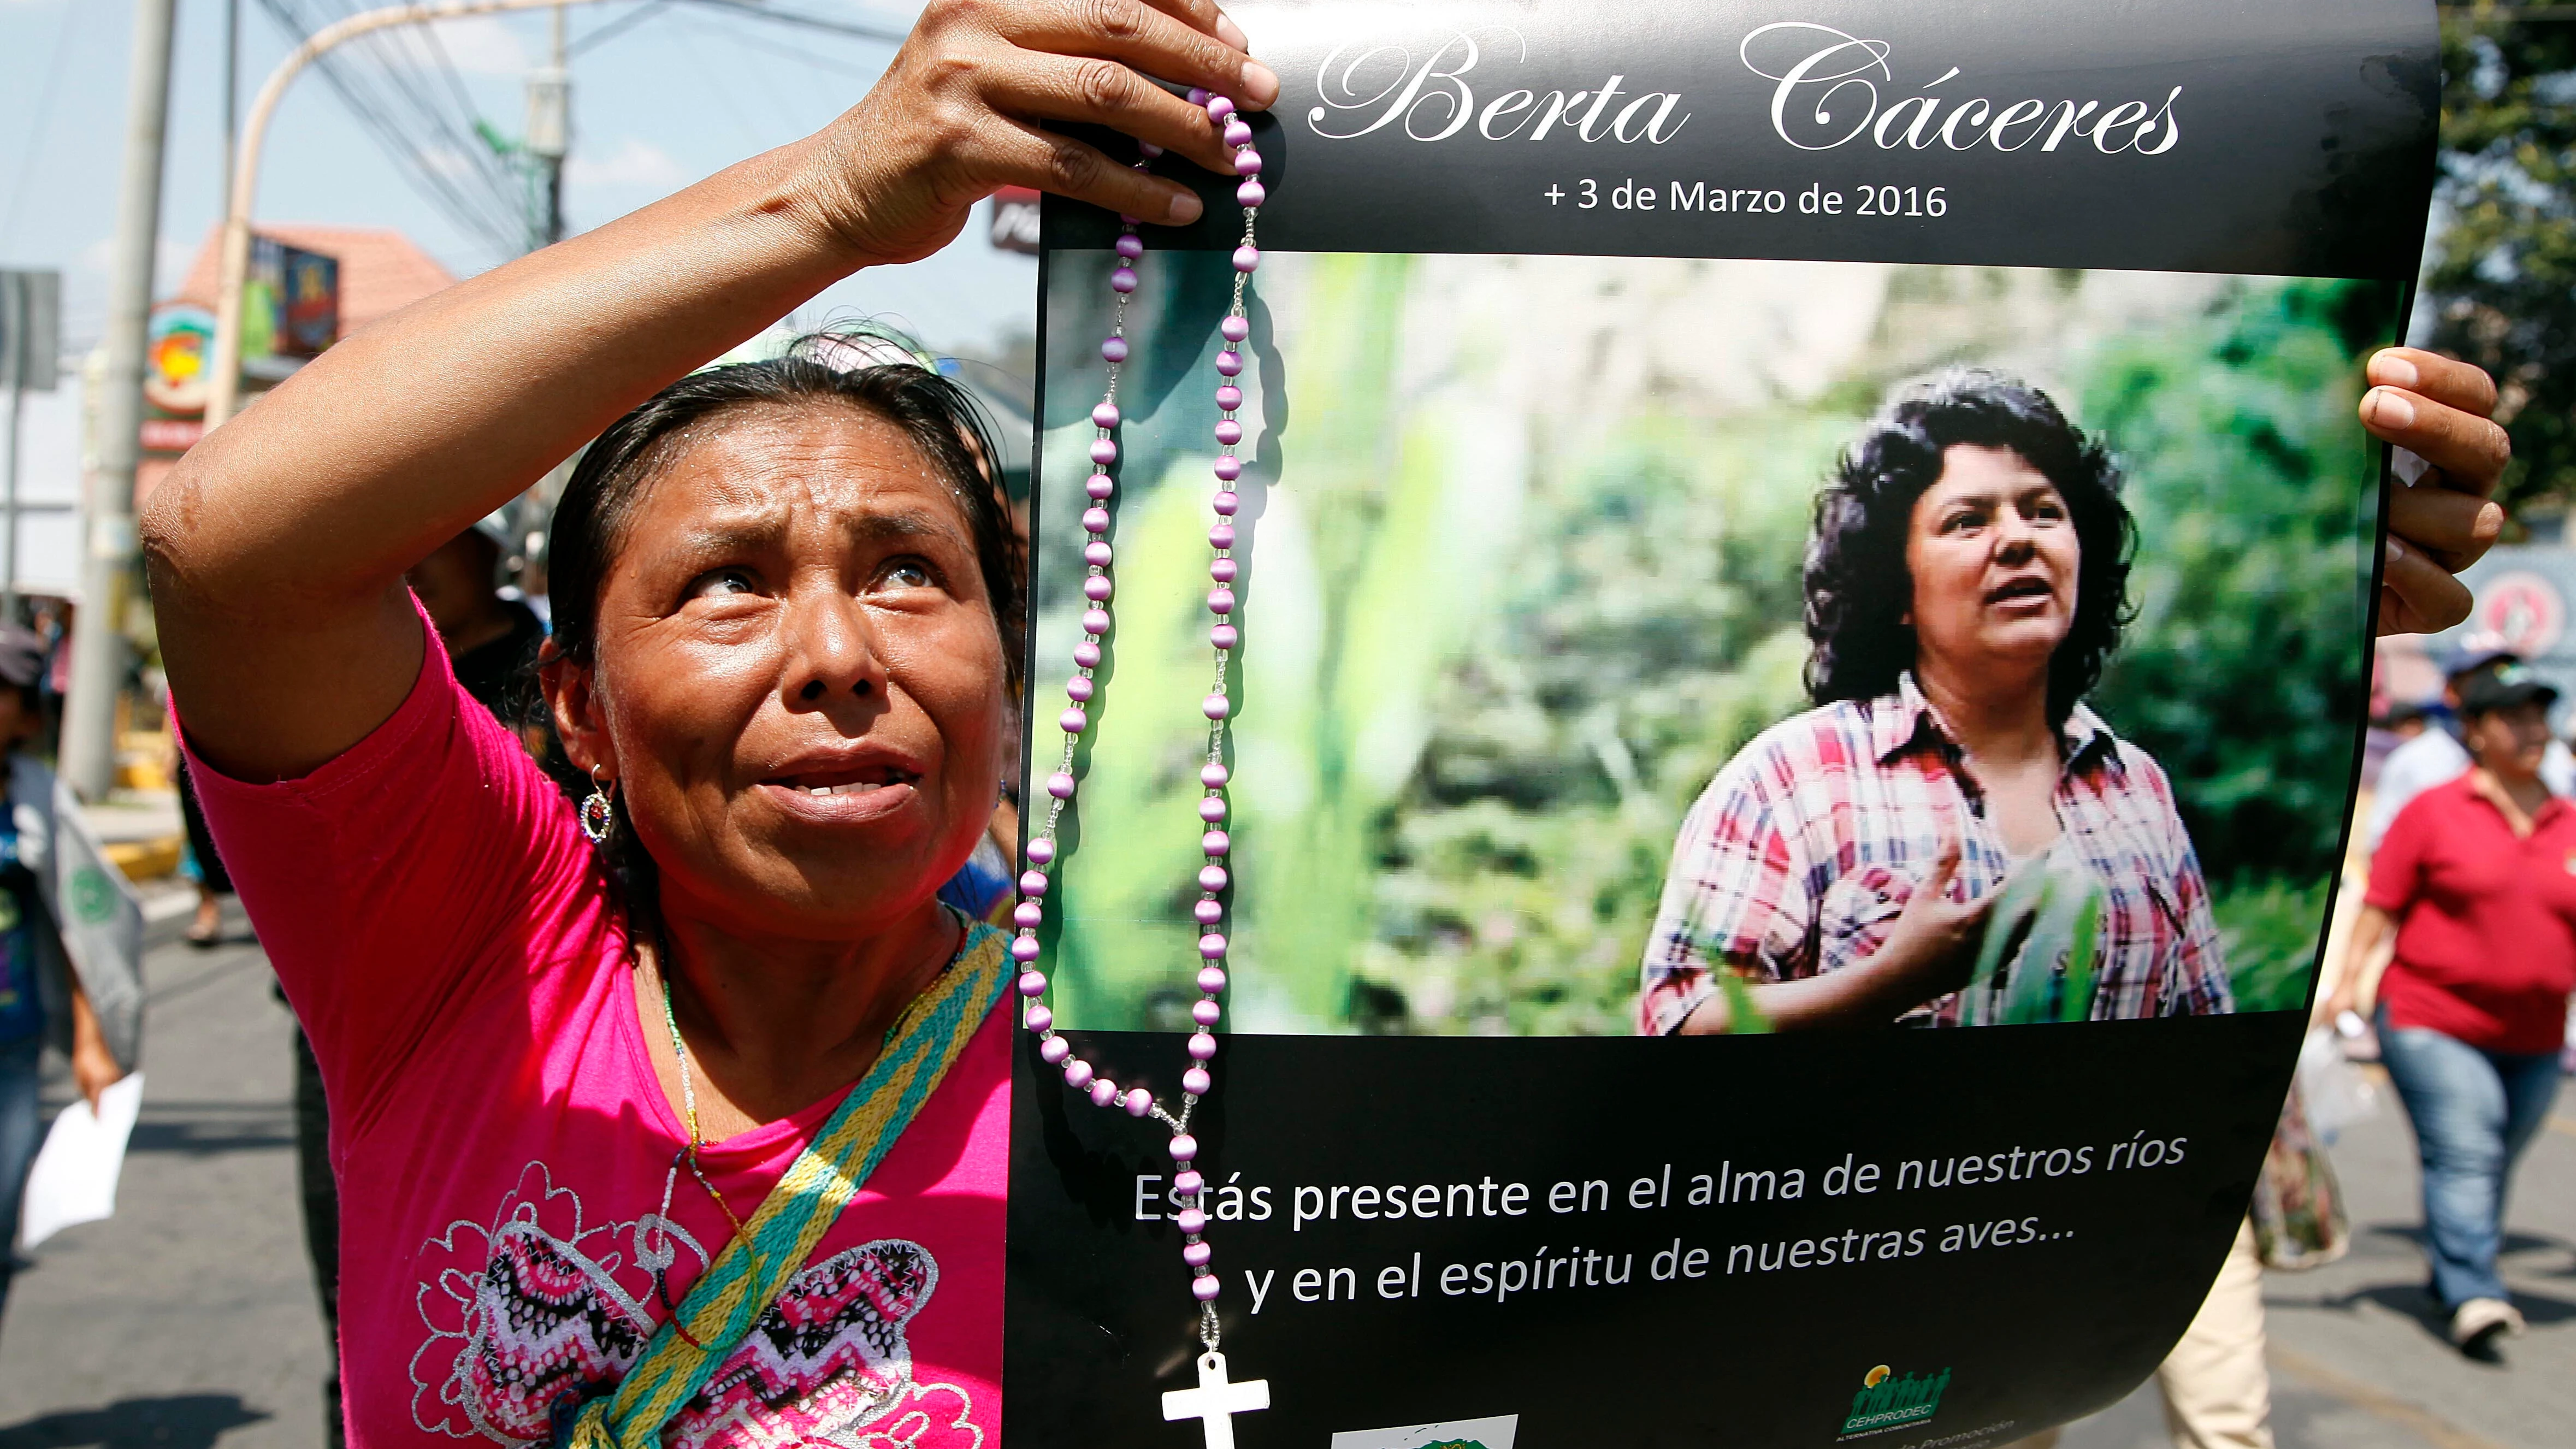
[560,922,1009,1449]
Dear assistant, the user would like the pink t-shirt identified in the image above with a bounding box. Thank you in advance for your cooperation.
[184,614,1010,1449]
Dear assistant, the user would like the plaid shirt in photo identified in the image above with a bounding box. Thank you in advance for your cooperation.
[1638,672,2232,1033]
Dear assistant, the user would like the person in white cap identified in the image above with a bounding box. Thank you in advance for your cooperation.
[2365,640,2575,851]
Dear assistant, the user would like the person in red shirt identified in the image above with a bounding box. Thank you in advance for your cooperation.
[2333,664,2576,1356]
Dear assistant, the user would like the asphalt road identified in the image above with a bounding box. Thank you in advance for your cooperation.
[0,913,332,1449]
[2061,1061,2574,1449]
[0,925,2567,1448]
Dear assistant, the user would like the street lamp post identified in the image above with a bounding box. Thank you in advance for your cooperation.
[60,0,179,802]
[203,0,611,429]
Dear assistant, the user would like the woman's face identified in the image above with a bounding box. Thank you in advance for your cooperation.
[1903,444,2081,687]
[554,402,1007,941]
[2464,701,2553,782]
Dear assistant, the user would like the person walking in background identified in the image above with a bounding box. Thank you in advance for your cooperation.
[405,518,552,735]
[2330,661,2576,1356]
[2364,643,2574,851]
[2000,1110,2321,1449]
[176,756,234,948]
[0,623,129,1341]
[410,518,596,808]
[288,1020,342,1446]
[2377,700,2431,746]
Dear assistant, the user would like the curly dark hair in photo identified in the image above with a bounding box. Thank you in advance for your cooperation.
[1804,369,2136,724]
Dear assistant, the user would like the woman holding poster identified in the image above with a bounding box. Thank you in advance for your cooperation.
[136,2,1275,1443]
[121,0,2503,1441]
[1643,371,2233,1034]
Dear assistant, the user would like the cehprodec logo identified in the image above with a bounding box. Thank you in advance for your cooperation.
[1328,1413,1520,1449]
[1741,21,2181,155]
[1838,1363,1953,1439]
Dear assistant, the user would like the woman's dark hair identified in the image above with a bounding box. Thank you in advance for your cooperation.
[541,332,1025,909]
[1804,368,2135,724]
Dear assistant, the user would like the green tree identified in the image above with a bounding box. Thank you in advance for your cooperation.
[2085,280,2396,888]
[2426,6,2576,509]
[1041,265,2389,1033]
[2084,280,2398,1013]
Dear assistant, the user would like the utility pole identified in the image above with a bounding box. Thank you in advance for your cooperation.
[1,270,63,621]
[516,2,574,576]
[530,3,570,248]
[222,0,241,223]
[64,0,180,801]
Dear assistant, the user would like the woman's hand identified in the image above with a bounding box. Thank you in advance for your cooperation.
[1680,845,2007,1033]
[2364,348,2512,635]
[67,982,125,1114]
[806,0,1280,268]
[1863,844,1999,1012]
[71,1040,122,1115]
[2323,903,2396,1026]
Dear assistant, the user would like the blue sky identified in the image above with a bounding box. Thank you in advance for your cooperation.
[0,0,1038,359]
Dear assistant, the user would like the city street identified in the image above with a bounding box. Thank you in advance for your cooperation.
[0,910,331,1449]
[2063,1061,2576,1449]
[2,2,2571,1447]
[0,925,2569,1448]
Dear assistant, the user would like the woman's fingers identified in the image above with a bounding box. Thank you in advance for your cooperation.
[2378,537,2474,636]
[2361,348,2511,636]
[1004,0,1280,110]
[2369,347,2497,422]
[1129,0,1257,73]
[817,0,1273,259]
[2386,476,2506,573]
[990,120,1206,223]
[993,51,1239,175]
[2362,385,2511,499]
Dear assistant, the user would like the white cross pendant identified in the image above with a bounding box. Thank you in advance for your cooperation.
[1161,1350,1271,1449]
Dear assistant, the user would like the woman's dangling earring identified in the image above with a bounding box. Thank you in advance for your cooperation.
[581,765,617,844]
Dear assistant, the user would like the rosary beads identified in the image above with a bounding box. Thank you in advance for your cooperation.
[1008,87,1267,1351]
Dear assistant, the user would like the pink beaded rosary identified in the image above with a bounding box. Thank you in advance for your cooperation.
[1007,89,1275,1447]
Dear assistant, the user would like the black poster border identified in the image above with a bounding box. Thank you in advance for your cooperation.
[1006,3,2432,1442]
[1005,1015,2304,1448]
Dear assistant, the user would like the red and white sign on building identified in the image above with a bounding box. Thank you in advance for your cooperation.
[2477,571,2566,662]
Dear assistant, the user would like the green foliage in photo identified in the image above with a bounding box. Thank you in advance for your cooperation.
[1035,259,2389,1036]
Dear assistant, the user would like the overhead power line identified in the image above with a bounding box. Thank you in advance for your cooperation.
[0,1,87,255]
[571,0,676,56]
[312,0,538,246]
[251,0,540,256]
[675,0,908,45]
[244,1,907,259]
[698,9,883,79]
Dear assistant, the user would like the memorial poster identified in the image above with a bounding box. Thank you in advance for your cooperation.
[1009,4,2436,1444]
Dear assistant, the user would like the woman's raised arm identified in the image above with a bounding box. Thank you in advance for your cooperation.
[143,0,1275,783]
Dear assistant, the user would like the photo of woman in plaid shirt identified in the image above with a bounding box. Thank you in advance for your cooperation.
[1641,370,2236,1034]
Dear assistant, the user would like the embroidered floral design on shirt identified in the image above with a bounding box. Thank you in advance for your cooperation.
[412,1161,969,1448]
[412,1162,706,1443]
[852,1381,983,1449]
[672,1240,943,1449]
